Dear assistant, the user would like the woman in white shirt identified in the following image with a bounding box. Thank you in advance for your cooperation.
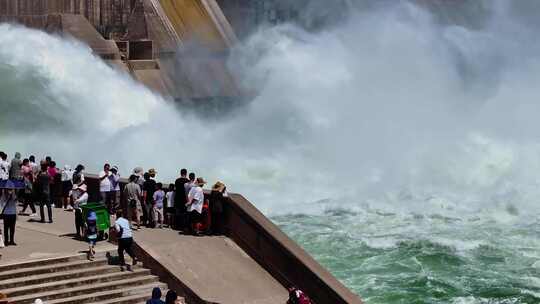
[61,165,74,209]
[186,177,206,236]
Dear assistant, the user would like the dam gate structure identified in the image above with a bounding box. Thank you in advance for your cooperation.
[0,0,240,102]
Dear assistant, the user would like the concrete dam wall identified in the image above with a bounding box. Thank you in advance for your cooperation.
[82,174,363,304]
[0,0,240,101]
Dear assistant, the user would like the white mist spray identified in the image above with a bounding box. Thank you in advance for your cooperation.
[1,1,540,219]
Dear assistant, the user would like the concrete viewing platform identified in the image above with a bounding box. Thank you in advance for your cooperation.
[0,176,362,304]
[1,206,287,304]
[134,228,287,304]
[1,207,116,265]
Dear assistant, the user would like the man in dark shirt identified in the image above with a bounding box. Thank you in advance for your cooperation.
[36,161,53,223]
[142,171,157,227]
[173,169,189,231]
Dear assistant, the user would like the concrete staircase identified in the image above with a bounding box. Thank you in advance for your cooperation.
[0,253,171,304]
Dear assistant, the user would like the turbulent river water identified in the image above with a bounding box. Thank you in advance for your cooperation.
[3,1,540,303]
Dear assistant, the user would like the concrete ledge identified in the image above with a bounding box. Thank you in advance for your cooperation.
[225,194,363,304]
[84,174,362,303]
[128,239,208,304]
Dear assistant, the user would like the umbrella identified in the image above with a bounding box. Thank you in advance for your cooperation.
[0,179,25,189]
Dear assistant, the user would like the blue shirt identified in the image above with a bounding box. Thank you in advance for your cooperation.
[153,190,165,209]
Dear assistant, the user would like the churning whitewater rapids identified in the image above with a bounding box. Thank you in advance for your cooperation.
[3,0,540,303]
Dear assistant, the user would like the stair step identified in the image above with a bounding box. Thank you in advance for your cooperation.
[134,295,186,304]
[0,265,147,290]
[133,294,186,304]
[0,258,108,281]
[136,296,186,304]
[45,283,167,304]
[8,276,162,304]
[87,291,169,304]
[0,254,86,273]
[4,269,153,298]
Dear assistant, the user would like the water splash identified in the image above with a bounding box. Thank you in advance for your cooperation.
[3,1,540,302]
[2,1,540,215]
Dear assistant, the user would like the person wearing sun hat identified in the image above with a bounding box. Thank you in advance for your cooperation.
[124,174,143,230]
[186,177,206,235]
[132,166,144,190]
[72,183,88,239]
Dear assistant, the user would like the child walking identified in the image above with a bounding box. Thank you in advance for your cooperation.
[86,211,98,260]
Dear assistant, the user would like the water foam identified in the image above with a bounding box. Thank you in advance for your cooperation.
[1,0,540,228]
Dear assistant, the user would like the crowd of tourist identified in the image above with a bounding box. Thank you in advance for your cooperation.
[0,151,312,304]
[0,151,230,247]
[111,165,228,236]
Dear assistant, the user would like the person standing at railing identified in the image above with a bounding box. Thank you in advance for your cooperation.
[36,160,53,223]
[8,152,22,181]
[184,172,196,195]
[186,177,206,236]
[47,161,59,208]
[165,183,175,228]
[142,170,157,227]
[124,175,143,230]
[173,169,189,231]
[109,166,121,214]
[98,163,112,210]
[209,181,228,235]
[72,164,85,187]
[61,165,74,210]
[29,155,39,177]
[153,183,165,228]
[20,158,37,217]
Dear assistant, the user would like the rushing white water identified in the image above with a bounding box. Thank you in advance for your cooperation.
[2,2,540,301]
[0,1,539,212]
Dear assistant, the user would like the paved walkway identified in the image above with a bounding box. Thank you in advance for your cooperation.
[135,228,287,304]
[0,206,115,264]
[1,206,287,304]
